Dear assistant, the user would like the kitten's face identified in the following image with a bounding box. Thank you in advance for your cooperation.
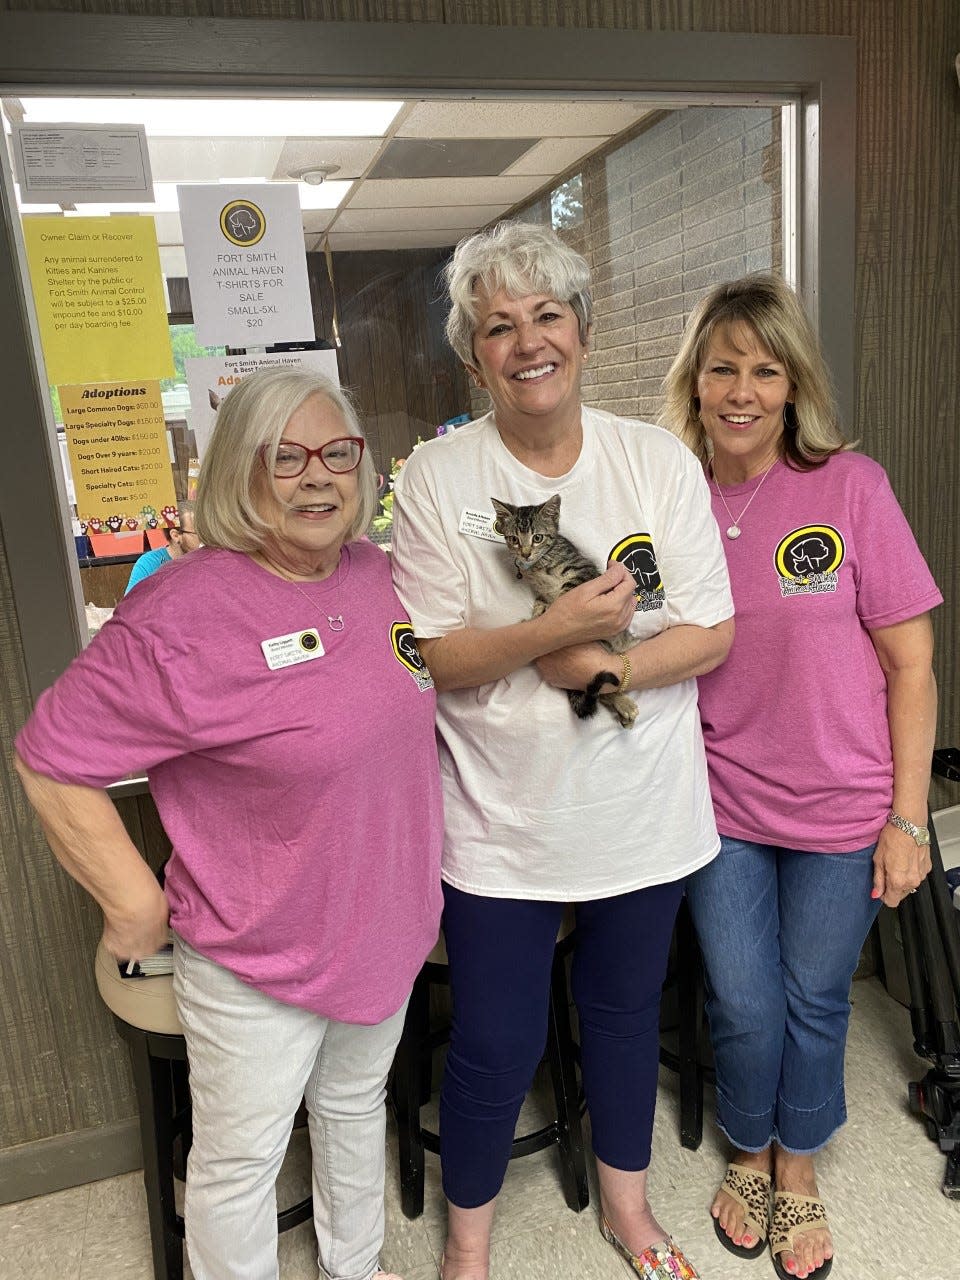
[491,494,561,561]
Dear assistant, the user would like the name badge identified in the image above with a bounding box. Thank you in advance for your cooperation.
[459,507,502,542]
[260,628,325,670]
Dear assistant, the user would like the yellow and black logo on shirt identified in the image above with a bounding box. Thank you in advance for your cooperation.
[608,533,665,612]
[774,525,845,597]
[391,622,434,691]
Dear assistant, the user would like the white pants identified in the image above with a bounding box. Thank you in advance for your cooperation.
[172,935,407,1280]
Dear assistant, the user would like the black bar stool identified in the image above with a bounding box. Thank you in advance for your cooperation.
[658,896,714,1150]
[390,913,590,1220]
[94,940,313,1280]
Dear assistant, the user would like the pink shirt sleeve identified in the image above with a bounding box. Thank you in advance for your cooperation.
[16,582,195,788]
[852,469,942,630]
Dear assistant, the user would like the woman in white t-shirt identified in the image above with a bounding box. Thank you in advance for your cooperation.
[391,222,734,1280]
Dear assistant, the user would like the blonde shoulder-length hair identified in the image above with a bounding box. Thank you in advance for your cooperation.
[195,368,378,553]
[660,272,852,469]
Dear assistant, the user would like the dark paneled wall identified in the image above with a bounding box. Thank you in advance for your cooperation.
[1,0,957,1182]
[306,249,468,467]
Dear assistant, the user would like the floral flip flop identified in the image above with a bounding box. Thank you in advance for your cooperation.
[712,1161,771,1259]
[769,1190,833,1280]
[600,1214,700,1278]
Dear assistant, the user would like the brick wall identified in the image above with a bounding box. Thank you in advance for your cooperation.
[513,105,782,424]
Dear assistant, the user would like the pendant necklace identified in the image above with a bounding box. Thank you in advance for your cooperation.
[709,459,777,540]
[259,551,345,631]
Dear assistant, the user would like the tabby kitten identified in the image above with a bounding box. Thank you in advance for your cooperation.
[490,494,637,729]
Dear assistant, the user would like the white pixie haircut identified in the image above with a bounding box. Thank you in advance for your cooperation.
[444,221,593,366]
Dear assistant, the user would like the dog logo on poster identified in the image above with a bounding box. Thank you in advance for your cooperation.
[219,199,267,248]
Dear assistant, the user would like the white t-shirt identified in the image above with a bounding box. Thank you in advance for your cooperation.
[391,406,734,900]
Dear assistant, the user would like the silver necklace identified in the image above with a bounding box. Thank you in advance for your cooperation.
[260,551,345,631]
[709,459,777,540]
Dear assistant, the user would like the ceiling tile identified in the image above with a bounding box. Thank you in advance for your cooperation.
[301,211,335,233]
[347,175,543,210]
[333,205,507,233]
[273,138,383,181]
[368,138,538,180]
[398,100,653,140]
[503,136,606,176]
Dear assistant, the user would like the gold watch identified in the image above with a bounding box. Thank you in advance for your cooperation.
[887,811,931,847]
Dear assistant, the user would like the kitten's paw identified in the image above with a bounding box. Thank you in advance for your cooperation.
[602,693,638,728]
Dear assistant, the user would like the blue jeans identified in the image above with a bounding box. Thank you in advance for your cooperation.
[685,837,880,1155]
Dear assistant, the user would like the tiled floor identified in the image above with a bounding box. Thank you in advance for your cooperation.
[2,975,959,1279]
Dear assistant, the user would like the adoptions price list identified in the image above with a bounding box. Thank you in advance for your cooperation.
[61,381,177,528]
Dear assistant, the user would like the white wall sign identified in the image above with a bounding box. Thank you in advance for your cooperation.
[178,183,316,348]
[185,349,339,459]
[12,123,153,204]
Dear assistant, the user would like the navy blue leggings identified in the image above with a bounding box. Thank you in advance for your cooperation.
[439,879,683,1208]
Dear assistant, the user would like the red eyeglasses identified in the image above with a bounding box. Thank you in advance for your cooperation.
[261,437,365,479]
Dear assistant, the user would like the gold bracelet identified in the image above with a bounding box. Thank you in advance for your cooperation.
[617,653,632,694]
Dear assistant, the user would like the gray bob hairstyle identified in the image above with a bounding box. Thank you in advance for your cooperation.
[444,221,593,366]
[660,272,850,469]
[195,367,379,552]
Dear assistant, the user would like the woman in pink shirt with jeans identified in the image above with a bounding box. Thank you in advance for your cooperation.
[15,369,443,1280]
[663,275,941,1280]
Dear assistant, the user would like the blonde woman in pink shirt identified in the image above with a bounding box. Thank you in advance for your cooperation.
[663,274,941,1280]
[16,368,443,1280]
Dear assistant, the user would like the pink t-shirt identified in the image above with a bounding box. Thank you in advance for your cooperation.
[697,452,942,852]
[16,540,443,1024]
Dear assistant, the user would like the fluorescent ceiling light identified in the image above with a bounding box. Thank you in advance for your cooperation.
[13,185,61,213]
[20,177,354,217]
[297,180,354,210]
[54,182,183,214]
[193,177,353,207]
[18,97,404,138]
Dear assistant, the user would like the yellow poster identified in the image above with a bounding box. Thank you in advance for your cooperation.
[61,382,177,528]
[23,216,174,384]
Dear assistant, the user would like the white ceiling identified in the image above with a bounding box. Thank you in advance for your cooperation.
[4,94,660,261]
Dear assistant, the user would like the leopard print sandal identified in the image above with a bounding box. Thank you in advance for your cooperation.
[712,1162,771,1259]
[770,1190,833,1280]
